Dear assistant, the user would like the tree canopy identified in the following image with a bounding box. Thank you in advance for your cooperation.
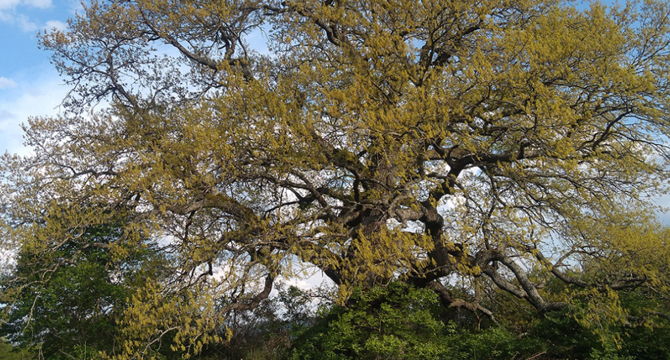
[2,0,670,358]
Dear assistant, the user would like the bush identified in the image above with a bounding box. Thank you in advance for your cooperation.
[288,282,548,360]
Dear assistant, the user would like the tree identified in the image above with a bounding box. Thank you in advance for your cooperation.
[289,282,456,360]
[2,0,670,358]
[0,339,33,360]
[0,222,158,359]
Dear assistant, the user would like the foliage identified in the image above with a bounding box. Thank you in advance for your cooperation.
[290,283,670,360]
[0,223,146,359]
[0,339,33,360]
[290,282,450,360]
[2,0,670,358]
[199,283,323,360]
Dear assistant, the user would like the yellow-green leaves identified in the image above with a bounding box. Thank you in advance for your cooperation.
[3,0,670,358]
[110,282,223,360]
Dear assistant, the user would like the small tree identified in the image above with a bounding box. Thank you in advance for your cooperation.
[0,222,154,359]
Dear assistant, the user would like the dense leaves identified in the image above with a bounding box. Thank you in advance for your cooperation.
[0,339,32,360]
[0,224,151,359]
[290,283,450,360]
[2,0,670,358]
[240,283,670,360]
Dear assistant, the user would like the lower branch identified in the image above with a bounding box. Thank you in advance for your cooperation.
[428,280,498,324]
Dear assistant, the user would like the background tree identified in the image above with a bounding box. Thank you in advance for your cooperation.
[0,219,160,359]
[0,339,33,360]
[2,0,670,358]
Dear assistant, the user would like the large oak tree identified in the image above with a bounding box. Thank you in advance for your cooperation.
[2,0,670,357]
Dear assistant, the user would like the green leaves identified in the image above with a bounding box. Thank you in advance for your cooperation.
[1,224,131,359]
[3,0,670,357]
[290,283,450,360]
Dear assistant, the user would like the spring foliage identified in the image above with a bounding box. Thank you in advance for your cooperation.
[2,0,670,358]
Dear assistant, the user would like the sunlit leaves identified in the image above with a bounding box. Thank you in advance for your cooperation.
[3,0,670,358]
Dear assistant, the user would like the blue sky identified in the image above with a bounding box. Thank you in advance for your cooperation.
[0,0,79,154]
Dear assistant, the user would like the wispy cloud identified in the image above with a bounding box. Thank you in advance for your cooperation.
[0,0,51,10]
[0,13,65,32]
[0,0,54,32]
[0,77,17,89]
[44,19,65,31]
[0,0,21,10]
[25,0,51,8]
[0,67,67,155]
[15,12,37,31]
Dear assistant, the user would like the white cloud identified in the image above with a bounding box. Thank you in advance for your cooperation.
[0,11,37,31]
[0,0,54,32]
[25,0,51,8]
[15,12,37,31]
[0,9,11,21]
[0,67,68,155]
[283,278,314,291]
[0,0,50,10]
[0,77,17,89]
[67,0,82,15]
[44,19,65,31]
[0,0,20,10]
